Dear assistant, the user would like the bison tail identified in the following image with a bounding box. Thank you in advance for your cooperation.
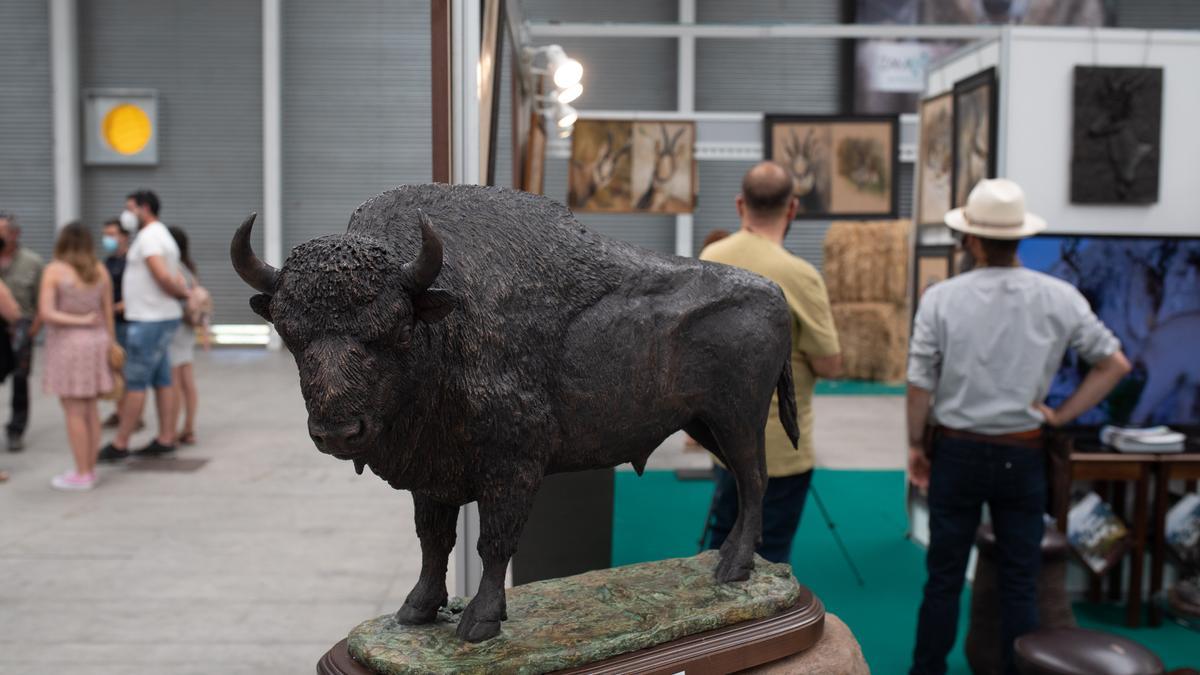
[776,358,801,450]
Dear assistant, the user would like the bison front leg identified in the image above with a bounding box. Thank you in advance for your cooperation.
[396,494,458,625]
[455,476,540,642]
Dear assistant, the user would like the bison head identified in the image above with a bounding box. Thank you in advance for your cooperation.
[230,211,456,469]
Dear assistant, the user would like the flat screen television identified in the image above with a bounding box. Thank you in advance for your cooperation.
[1018,234,1200,429]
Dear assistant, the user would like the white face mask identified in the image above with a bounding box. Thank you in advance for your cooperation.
[119,209,139,232]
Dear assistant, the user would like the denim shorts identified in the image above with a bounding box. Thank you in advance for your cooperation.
[115,321,129,350]
[124,319,180,391]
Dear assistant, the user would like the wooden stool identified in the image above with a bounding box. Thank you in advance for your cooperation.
[966,522,1075,675]
[1014,628,1164,675]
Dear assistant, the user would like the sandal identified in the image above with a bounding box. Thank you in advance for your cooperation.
[178,431,197,446]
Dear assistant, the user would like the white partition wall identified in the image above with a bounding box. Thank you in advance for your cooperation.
[1006,29,1200,235]
[925,27,1200,237]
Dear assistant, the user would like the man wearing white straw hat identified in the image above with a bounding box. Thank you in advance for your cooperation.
[906,178,1131,675]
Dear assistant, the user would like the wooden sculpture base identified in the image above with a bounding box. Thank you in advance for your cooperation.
[318,589,825,675]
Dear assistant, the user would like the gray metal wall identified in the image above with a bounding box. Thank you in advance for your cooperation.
[281,0,431,257]
[1117,0,1200,28]
[0,1,55,258]
[696,0,842,113]
[4,0,1198,324]
[79,0,263,324]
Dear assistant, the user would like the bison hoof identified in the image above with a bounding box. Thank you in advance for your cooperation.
[715,549,755,583]
[455,617,501,642]
[395,600,441,625]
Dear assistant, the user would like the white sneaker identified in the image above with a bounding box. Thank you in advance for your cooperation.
[50,471,96,491]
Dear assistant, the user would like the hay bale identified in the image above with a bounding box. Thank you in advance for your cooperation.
[823,220,911,304]
[832,302,909,383]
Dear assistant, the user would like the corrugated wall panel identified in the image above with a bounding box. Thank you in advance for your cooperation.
[897,161,914,220]
[523,0,676,23]
[0,1,54,258]
[523,0,678,110]
[282,0,430,251]
[1117,0,1200,28]
[696,0,842,113]
[532,37,678,112]
[79,0,262,324]
[494,35,515,190]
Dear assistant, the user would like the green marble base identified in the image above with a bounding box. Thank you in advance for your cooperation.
[346,550,802,675]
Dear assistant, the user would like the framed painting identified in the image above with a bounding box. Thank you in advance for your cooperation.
[1070,66,1162,204]
[569,120,633,212]
[951,68,998,207]
[569,119,696,213]
[916,93,953,225]
[630,121,696,213]
[912,244,955,314]
[478,0,505,186]
[764,114,899,220]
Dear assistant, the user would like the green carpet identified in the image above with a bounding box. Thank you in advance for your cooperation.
[612,469,1198,673]
[814,379,905,396]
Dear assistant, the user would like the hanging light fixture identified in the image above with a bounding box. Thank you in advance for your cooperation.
[543,45,584,89]
[555,103,578,129]
[555,82,583,104]
[525,45,584,138]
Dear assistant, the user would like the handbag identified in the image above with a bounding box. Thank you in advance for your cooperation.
[101,342,126,401]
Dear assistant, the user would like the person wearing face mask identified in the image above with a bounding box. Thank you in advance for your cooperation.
[98,191,190,461]
[119,201,139,232]
[0,212,45,453]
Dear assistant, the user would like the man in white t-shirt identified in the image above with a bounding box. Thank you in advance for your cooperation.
[99,191,191,461]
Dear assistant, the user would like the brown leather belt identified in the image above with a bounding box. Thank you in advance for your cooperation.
[936,426,1044,450]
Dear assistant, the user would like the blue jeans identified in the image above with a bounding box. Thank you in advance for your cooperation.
[705,465,813,564]
[124,319,180,391]
[911,436,1046,675]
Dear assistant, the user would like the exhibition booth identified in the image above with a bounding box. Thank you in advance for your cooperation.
[313,11,1200,673]
[5,1,1200,673]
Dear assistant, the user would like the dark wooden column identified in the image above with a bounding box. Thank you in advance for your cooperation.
[431,0,452,183]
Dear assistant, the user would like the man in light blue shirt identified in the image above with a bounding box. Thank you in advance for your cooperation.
[907,179,1130,675]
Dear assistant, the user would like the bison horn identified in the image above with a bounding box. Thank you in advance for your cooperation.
[230,212,279,294]
[403,209,444,292]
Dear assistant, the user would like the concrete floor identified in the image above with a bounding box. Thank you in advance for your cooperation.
[0,348,903,674]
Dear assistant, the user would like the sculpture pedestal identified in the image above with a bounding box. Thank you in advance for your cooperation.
[317,551,827,675]
[319,594,824,675]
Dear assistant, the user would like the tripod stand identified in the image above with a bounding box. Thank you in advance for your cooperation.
[698,479,865,587]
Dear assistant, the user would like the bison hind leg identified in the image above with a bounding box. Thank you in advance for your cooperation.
[707,424,767,583]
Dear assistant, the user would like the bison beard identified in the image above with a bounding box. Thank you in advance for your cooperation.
[231,184,801,642]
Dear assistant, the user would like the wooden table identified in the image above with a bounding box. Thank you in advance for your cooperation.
[1149,450,1200,627]
[1051,449,1155,628]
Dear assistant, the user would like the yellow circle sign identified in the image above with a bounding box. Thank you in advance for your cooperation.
[101,103,152,155]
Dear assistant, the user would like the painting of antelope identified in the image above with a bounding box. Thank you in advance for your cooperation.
[766,115,898,219]
[570,119,696,213]
[770,122,832,215]
[631,121,696,213]
[917,93,953,225]
[569,120,634,211]
[951,68,997,207]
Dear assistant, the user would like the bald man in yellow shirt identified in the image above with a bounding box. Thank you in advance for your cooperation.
[700,162,842,563]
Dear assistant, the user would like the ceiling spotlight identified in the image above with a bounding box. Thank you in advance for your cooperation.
[556,103,578,129]
[553,58,583,88]
[556,83,583,104]
[544,45,584,89]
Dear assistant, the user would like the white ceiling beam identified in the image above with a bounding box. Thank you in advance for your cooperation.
[528,22,1004,41]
